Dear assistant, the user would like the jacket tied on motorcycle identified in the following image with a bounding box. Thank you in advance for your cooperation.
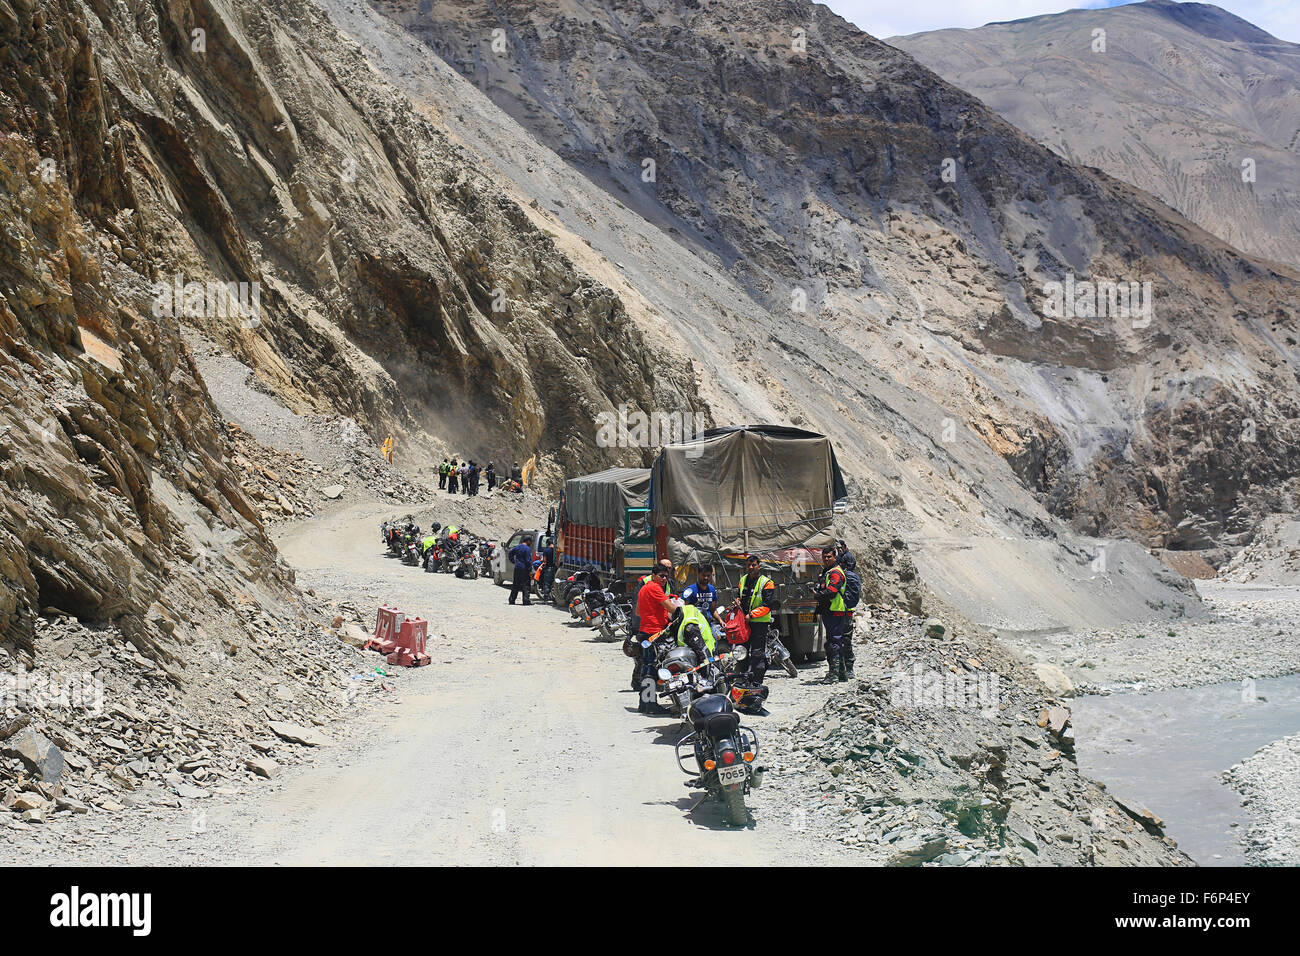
[738,573,778,623]
[668,603,716,656]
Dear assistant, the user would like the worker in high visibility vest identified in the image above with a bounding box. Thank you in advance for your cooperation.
[817,546,850,682]
[735,554,779,684]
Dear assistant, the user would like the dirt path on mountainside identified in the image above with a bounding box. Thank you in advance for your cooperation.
[13,499,856,865]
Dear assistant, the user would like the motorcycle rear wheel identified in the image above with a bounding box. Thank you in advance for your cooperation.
[721,785,748,826]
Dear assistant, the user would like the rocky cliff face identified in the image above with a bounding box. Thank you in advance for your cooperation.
[372,0,1300,553]
[892,0,1300,271]
[1,0,696,650]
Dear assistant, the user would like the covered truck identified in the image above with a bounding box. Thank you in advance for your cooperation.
[557,426,847,658]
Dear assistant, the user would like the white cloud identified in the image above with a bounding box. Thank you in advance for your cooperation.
[825,0,1299,43]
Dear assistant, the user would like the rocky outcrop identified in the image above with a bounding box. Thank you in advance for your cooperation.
[0,0,698,651]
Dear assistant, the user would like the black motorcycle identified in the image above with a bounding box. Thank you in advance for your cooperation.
[454,542,480,579]
[674,660,763,826]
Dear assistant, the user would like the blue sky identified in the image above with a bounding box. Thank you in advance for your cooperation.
[826,0,1299,42]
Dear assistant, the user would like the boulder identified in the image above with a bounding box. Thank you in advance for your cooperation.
[1033,662,1075,697]
[267,721,330,747]
[245,756,279,778]
[2,726,64,782]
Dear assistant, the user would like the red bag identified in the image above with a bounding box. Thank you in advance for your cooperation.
[723,607,751,645]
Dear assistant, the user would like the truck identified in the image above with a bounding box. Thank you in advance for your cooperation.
[555,425,848,659]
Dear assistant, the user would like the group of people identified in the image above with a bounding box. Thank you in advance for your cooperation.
[438,459,527,495]
[629,541,861,712]
[629,555,780,714]
[438,458,491,495]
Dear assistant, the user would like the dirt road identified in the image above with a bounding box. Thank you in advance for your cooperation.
[11,500,855,865]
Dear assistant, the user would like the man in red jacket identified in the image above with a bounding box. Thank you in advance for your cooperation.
[633,561,676,711]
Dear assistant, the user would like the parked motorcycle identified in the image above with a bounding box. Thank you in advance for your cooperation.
[767,631,799,679]
[454,543,479,579]
[673,650,762,826]
[596,600,633,643]
[478,541,495,577]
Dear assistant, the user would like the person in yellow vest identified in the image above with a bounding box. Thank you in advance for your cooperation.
[734,554,779,684]
[641,602,715,715]
[816,546,851,682]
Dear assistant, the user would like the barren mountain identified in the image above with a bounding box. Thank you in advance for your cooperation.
[892,0,1300,270]
[365,1,1300,554]
[0,0,698,653]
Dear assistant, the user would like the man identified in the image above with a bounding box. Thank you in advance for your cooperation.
[438,458,449,490]
[816,546,851,682]
[836,538,856,569]
[508,536,534,606]
[633,561,677,710]
[840,553,859,680]
[655,601,715,660]
[467,460,478,496]
[735,554,778,685]
[460,461,470,495]
[485,461,497,492]
[447,459,459,495]
[681,564,723,641]
[511,461,522,485]
[538,539,556,601]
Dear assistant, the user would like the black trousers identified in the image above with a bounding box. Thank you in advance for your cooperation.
[509,566,531,605]
[746,621,769,684]
[439,472,447,489]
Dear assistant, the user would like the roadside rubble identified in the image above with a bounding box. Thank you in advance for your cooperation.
[225,419,434,523]
[1223,732,1300,865]
[759,608,1189,866]
[0,598,399,841]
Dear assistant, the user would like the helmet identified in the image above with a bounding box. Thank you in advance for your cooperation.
[432,522,441,533]
[842,553,857,571]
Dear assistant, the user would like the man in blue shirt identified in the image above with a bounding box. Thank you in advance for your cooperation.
[508,536,534,606]
[680,563,723,642]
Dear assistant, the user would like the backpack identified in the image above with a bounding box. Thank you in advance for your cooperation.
[842,568,862,610]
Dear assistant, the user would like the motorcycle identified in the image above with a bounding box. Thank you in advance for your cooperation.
[596,600,633,643]
[454,543,479,579]
[401,535,423,567]
[424,544,442,573]
[562,567,602,614]
[672,647,763,826]
[478,541,495,578]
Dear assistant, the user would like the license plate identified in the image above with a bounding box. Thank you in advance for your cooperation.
[717,763,748,787]
[798,612,814,623]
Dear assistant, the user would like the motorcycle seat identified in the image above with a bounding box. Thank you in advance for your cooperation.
[701,711,741,737]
